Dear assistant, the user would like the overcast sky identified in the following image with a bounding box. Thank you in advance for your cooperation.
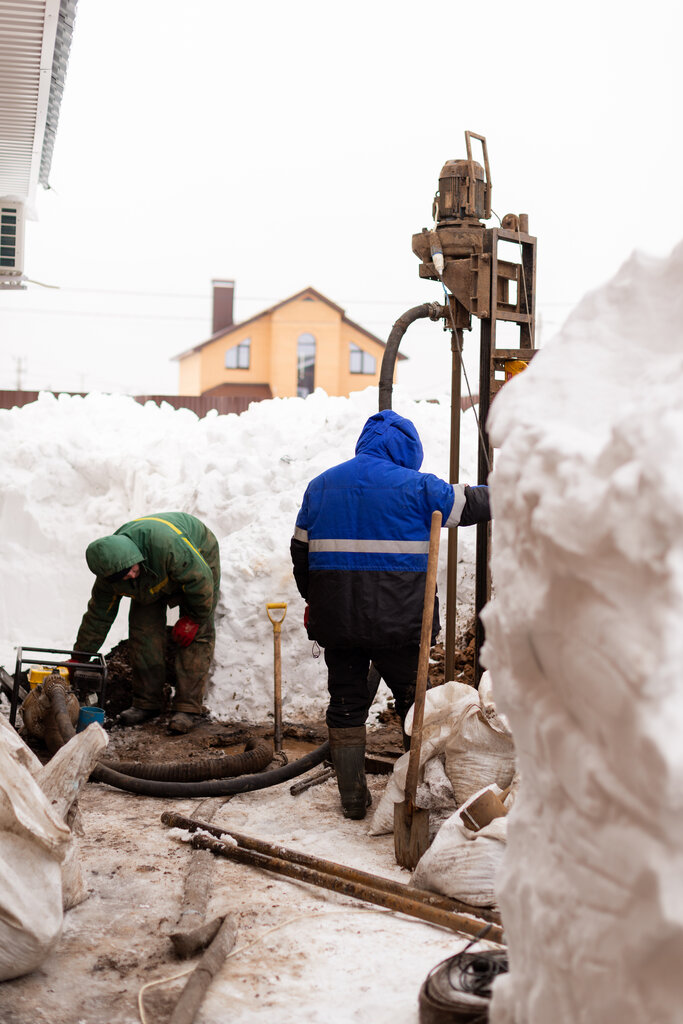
[1,0,681,398]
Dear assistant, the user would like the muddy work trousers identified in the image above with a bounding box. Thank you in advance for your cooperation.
[127,600,216,715]
[324,645,419,729]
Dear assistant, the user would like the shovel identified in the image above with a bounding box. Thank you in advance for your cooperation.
[394,509,442,869]
[266,602,287,753]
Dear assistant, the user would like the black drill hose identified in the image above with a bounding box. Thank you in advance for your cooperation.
[98,737,273,782]
[378,302,443,411]
[90,741,330,797]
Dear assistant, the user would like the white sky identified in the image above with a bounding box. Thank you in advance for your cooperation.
[1,0,681,397]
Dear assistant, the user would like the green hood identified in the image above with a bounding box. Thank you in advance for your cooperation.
[86,535,143,578]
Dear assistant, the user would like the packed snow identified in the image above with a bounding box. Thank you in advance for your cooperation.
[484,240,683,1024]
[0,385,480,722]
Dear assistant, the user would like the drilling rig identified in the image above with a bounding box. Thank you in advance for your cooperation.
[379,131,537,682]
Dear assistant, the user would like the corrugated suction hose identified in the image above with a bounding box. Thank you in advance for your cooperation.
[90,741,330,797]
[98,737,273,782]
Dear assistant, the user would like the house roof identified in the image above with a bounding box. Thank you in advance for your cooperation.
[172,286,407,361]
[0,0,78,207]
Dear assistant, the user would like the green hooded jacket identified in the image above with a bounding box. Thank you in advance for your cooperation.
[75,513,220,654]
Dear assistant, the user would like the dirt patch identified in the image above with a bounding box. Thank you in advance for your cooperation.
[98,620,476,767]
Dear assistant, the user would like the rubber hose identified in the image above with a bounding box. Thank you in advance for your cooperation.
[90,741,330,797]
[98,737,273,782]
[378,303,442,412]
[44,677,76,745]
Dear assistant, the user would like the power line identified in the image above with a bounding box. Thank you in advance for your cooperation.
[0,283,581,308]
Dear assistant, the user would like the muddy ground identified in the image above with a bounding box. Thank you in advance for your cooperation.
[1,625,480,1024]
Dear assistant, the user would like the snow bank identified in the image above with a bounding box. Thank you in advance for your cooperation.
[484,242,683,1024]
[0,385,480,722]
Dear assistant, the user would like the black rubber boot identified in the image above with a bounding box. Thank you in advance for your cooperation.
[119,706,160,727]
[328,726,372,820]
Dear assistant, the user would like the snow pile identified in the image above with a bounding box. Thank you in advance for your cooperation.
[0,385,479,722]
[483,242,683,1024]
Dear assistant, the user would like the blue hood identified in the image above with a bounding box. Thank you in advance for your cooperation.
[355,410,424,470]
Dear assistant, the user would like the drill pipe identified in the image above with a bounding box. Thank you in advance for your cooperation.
[161,811,503,937]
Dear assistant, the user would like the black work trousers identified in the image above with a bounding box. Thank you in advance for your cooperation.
[324,645,420,728]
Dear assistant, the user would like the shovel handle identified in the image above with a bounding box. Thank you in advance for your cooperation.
[266,602,287,631]
[404,510,442,804]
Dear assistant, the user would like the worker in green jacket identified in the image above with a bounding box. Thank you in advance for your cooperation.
[73,512,221,733]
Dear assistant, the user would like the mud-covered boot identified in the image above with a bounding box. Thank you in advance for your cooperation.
[328,725,372,820]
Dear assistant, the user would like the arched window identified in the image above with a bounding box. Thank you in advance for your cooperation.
[297,333,316,397]
[349,342,376,375]
[225,337,251,369]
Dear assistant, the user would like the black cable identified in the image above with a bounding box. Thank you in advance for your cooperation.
[418,935,508,1023]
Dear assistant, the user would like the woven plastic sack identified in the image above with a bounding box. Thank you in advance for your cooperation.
[0,715,108,977]
[0,719,69,980]
[369,681,479,835]
[412,809,508,907]
[444,671,516,805]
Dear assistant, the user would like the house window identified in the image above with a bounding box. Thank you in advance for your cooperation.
[225,338,251,369]
[350,342,376,375]
[0,209,17,268]
[297,333,316,397]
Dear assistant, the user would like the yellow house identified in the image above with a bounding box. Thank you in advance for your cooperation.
[174,281,404,400]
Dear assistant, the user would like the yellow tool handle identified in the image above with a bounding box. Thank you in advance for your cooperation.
[266,602,288,628]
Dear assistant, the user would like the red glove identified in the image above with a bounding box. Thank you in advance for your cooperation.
[304,604,310,628]
[64,655,89,682]
[172,617,199,647]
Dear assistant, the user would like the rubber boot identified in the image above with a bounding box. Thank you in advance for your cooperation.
[328,726,372,820]
[119,706,160,727]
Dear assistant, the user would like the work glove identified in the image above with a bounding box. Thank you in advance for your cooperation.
[304,604,310,628]
[172,616,199,647]
[64,653,91,682]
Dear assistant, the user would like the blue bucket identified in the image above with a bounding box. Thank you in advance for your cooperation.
[77,706,105,732]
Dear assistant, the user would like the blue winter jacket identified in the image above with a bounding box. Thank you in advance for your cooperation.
[290,410,490,648]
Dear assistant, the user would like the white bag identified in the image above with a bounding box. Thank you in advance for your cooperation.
[0,721,69,980]
[444,671,516,805]
[412,810,508,907]
[0,714,108,977]
[369,682,479,835]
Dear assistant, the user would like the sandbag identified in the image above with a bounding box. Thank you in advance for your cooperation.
[368,681,479,835]
[0,714,109,977]
[0,719,69,980]
[412,808,508,907]
[444,671,516,805]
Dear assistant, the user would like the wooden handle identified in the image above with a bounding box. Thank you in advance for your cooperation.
[404,510,442,804]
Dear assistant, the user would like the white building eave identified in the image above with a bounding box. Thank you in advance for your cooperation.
[0,0,78,215]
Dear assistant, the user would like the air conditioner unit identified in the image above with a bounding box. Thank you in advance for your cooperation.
[0,200,26,289]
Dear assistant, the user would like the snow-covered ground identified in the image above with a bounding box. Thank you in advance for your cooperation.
[0,385,481,721]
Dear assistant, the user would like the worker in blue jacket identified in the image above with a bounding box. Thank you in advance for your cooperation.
[290,409,491,820]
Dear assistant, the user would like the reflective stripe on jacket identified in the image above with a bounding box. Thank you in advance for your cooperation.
[290,410,490,649]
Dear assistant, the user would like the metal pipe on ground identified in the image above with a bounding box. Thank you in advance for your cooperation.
[161,811,502,929]
[180,830,504,944]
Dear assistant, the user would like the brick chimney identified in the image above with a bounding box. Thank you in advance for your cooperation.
[212,279,235,334]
